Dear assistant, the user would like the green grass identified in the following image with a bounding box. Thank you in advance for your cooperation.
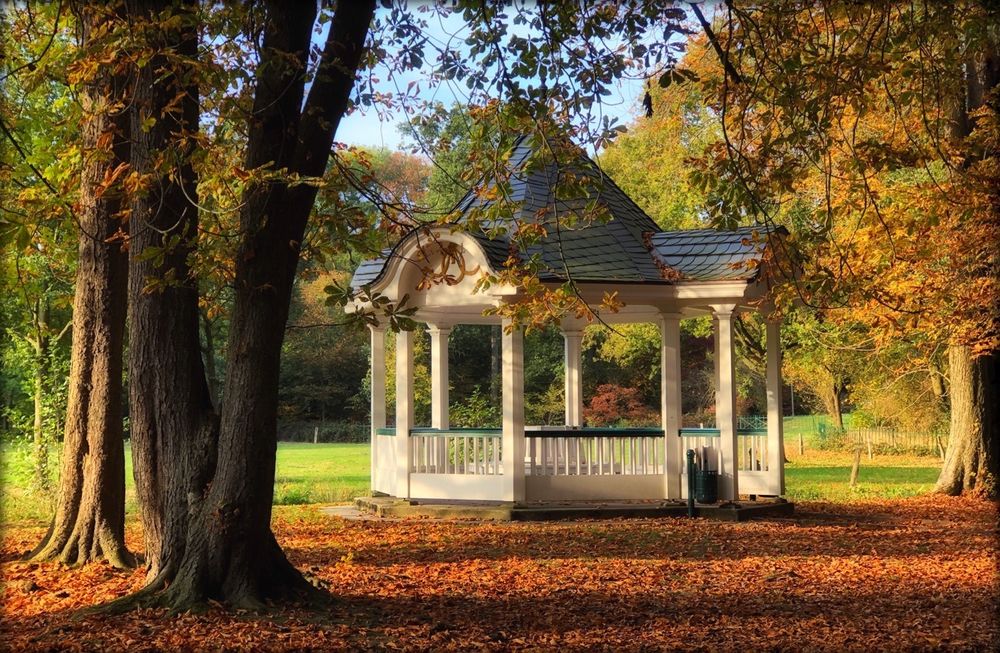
[2,428,943,525]
[783,449,941,502]
[1,441,370,526]
[271,442,370,505]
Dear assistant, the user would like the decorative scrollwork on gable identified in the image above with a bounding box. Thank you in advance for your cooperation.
[413,240,482,291]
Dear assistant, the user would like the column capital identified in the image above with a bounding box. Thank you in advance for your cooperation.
[710,303,738,319]
[658,311,684,321]
[426,323,453,335]
[561,329,585,339]
[368,323,386,333]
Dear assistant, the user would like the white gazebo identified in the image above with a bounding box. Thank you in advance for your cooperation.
[348,138,786,506]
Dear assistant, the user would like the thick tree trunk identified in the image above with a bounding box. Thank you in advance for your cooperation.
[29,2,133,568]
[111,0,375,611]
[125,0,216,582]
[935,345,999,498]
[161,1,375,609]
[934,19,1000,499]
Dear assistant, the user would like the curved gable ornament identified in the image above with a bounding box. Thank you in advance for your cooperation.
[368,227,514,311]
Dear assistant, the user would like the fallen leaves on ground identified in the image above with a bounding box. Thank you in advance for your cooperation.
[1,495,997,651]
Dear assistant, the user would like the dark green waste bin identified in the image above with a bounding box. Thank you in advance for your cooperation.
[694,470,718,504]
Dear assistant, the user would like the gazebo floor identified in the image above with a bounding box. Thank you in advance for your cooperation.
[353,496,794,522]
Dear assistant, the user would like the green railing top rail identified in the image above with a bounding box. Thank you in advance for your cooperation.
[680,427,769,437]
[407,426,666,438]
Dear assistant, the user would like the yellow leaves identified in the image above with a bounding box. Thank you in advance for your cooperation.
[601,290,623,314]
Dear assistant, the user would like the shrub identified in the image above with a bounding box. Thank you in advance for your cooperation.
[583,384,658,427]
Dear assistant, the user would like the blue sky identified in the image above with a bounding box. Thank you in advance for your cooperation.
[326,6,661,151]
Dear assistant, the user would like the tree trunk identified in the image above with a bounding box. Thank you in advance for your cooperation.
[816,380,844,432]
[934,29,1000,499]
[200,309,220,406]
[929,356,949,415]
[113,0,375,611]
[31,298,50,491]
[830,385,844,431]
[28,2,133,568]
[935,345,999,498]
[125,0,216,582]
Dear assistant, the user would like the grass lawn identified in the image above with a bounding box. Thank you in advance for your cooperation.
[783,449,941,502]
[1,442,370,525]
[1,419,943,525]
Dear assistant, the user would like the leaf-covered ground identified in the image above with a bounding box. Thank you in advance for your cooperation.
[2,495,997,651]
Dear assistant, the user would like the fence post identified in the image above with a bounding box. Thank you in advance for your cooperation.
[849,447,862,488]
[798,431,804,456]
[314,426,319,444]
[866,431,873,461]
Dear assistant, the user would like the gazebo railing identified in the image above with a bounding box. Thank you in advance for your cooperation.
[525,427,665,476]
[678,424,769,473]
[405,424,768,477]
[410,428,502,475]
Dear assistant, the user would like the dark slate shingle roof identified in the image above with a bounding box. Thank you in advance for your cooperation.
[350,136,785,291]
[648,226,786,281]
[453,137,664,282]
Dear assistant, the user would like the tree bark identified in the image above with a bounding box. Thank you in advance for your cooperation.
[115,0,375,611]
[28,2,133,568]
[125,0,216,582]
[935,345,999,498]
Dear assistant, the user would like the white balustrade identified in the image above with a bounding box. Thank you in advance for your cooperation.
[410,430,502,475]
[737,432,769,472]
[526,434,663,476]
[678,429,769,474]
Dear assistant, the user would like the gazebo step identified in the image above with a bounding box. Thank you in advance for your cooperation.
[352,496,794,522]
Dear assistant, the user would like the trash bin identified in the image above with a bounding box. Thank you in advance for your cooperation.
[694,469,718,504]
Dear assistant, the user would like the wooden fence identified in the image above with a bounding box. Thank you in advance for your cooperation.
[844,427,947,458]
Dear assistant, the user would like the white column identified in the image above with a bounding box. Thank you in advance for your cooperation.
[562,329,584,427]
[713,305,739,501]
[501,320,525,503]
[428,325,451,430]
[712,316,721,412]
[429,324,451,474]
[395,329,414,499]
[766,317,786,495]
[660,313,683,499]
[370,327,386,493]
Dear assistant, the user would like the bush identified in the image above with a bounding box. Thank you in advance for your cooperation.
[583,384,658,427]
[451,387,501,428]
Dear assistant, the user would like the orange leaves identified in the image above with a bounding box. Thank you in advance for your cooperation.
[2,496,998,651]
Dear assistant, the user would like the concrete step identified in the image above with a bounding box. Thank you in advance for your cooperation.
[353,496,793,522]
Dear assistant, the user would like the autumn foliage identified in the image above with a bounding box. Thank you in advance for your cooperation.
[582,384,659,427]
[2,497,997,651]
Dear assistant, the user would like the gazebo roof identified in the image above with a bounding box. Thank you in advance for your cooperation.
[351,137,784,291]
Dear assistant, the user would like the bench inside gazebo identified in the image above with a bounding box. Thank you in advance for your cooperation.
[348,138,787,509]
